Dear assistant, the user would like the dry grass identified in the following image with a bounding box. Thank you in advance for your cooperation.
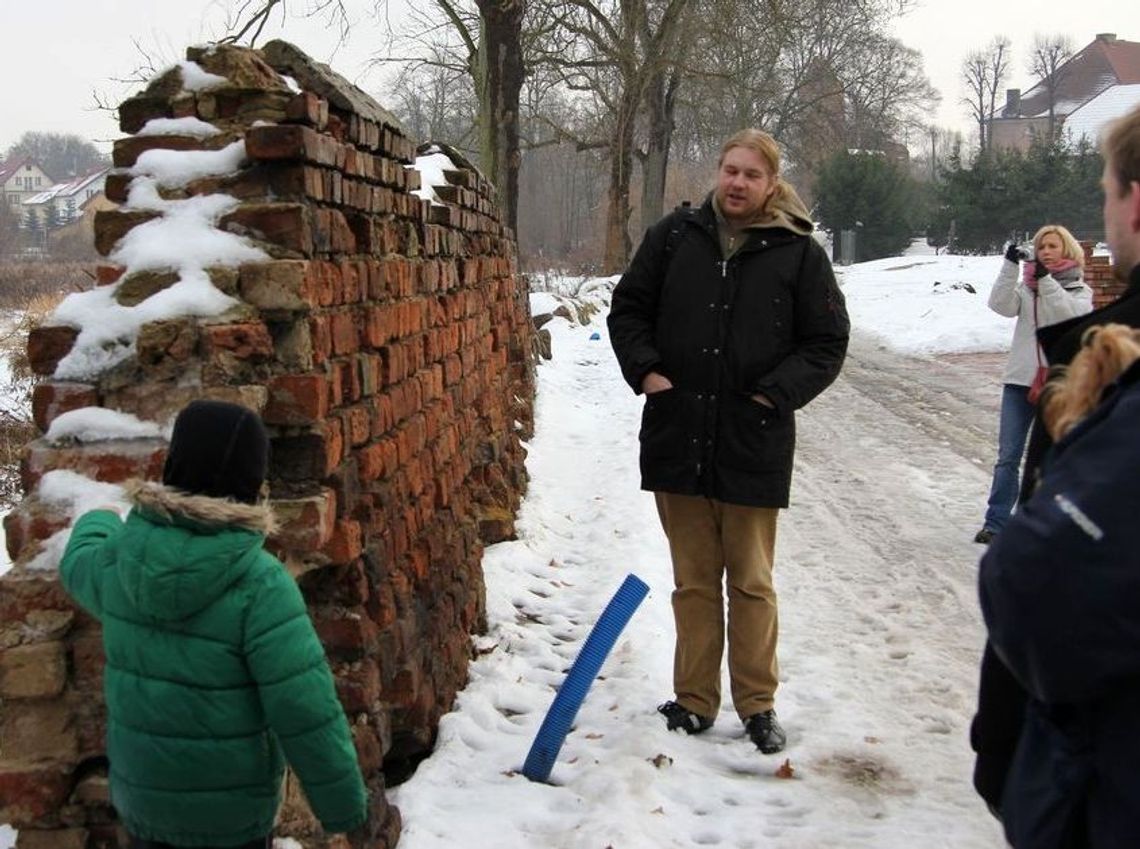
[0,261,93,309]
[0,286,71,509]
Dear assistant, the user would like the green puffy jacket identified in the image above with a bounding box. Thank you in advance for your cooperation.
[59,481,368,846]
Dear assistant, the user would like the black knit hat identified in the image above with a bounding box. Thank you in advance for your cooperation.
[162,401,269,504]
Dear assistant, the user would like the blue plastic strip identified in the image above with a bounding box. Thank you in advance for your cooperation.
[521,573,650,782]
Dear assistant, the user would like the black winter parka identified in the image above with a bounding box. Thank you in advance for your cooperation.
[972,264,1140,819]
[607,197,849,507]
[980,357,1140,849]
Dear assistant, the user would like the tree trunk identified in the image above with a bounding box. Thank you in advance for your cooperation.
[639,68,679,231]
[603,89,641,274]
[475,0,525,236]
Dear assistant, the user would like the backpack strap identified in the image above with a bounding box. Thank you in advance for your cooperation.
[662,201,699,267]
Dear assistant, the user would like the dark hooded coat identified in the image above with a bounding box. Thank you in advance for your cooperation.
[607,193,849,507]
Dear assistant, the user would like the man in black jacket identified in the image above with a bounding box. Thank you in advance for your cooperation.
[971,102,1140,820]
[607,129,849,754]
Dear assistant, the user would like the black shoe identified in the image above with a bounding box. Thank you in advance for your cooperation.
[974,528,995,545]
[744,709,786,754]
[657,700,714,735]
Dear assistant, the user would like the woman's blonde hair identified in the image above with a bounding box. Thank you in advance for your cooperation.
[1033,224,1085,268]
[1042,323,1140,439]
[719,128,800,215]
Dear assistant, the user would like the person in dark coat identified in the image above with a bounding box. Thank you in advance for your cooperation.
[971,102,1140,842]
[979,328,1140,849]
[607,128,849,754]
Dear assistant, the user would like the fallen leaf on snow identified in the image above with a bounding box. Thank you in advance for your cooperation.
[774,758,795,779]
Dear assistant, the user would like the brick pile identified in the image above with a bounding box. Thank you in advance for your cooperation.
[0,41,535,849]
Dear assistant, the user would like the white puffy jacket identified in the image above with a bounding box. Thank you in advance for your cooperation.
[988,259,1093,385]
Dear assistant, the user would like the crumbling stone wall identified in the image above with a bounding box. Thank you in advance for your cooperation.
[0,42,534,849]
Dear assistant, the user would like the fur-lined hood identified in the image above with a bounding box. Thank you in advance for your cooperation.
[710,184,815,236]
[116,480,278,622]
[127,479,278,535]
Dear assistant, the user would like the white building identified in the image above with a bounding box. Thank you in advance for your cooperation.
[0,158,53,208]
[22,168,110,226]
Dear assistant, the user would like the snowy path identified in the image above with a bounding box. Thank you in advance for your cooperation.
[390,311,1007,848]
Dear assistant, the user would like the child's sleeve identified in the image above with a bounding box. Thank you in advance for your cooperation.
[59,509,124,619]
[244,557,368,834]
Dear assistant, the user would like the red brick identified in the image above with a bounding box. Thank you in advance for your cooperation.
[337,360,361,404]
[26,327,79,377]
[112,134,217,168]
[358,443,385,482]
[323,417,344,472]
[345,405,371,446]
[269,489,337,553]
[285,92,328,129]
[333,659,380,714]
[308,262,342,307]
[323,519,362,564]
[309,315,332,365]
[219,204,312,255]
[20,438,166,492]
[201,322,273,360]
[0,767,74,827]
[263,374,329,425]
[313,614,378,658]
[30,382,98,433]
[330,310,359,356]
[2,504,71,564]
[95,263,126,286]
[238,261,318,312]
[245,124,321,162]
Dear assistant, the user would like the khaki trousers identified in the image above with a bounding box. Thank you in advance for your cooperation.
[655,492,779,720]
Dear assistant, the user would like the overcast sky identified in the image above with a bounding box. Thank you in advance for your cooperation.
[1,0,1134,159]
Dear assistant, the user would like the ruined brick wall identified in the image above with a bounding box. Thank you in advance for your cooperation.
[0,42,534,849]
[1082,242,1126,309]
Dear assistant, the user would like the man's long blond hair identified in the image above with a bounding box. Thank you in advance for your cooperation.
[719,129,800,216]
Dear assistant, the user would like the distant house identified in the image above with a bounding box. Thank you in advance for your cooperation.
[22,168,111,227]
[990,33,1140,151]
[0,158,54,208]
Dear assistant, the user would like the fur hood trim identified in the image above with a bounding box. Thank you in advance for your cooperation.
[125,479,279,536]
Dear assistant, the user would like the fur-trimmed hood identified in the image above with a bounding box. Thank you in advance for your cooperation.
[116,480,278,622]
[127,479,278,535]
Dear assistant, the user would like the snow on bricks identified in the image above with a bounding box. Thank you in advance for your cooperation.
[0,41,534,849]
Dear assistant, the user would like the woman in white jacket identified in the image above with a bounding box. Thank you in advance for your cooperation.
[975,224,1092,544]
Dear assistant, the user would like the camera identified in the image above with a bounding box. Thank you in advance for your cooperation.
[1015,242,1035,262]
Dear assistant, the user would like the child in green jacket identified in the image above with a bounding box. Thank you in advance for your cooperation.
[61,400,368,849]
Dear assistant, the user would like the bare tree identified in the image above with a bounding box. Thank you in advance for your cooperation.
[387,51,479,147]
[1029,33,1075,141]
[962,50,989,150]
[985,37,1011,142]
[528,0,693,272]
[961,38,1009,152]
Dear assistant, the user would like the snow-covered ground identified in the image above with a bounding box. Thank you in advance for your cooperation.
[1,247,1019,847]
[389,249,1014,848]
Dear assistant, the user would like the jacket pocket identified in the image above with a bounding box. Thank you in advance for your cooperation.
[639,388,693,465]
[717,393,794,473]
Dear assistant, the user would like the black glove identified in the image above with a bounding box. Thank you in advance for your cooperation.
[1033,259,1048,279]
[1004,242,1022,264]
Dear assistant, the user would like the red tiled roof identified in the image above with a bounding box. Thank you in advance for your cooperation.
[1005,36,1140,120]
[0,157,33,184]
[1103,39,1140,84]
